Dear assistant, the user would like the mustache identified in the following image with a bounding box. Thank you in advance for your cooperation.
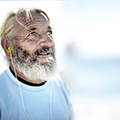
[13,45,55,63]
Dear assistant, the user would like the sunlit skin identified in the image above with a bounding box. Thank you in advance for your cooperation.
[12,12,54,63]
[8,12,55,84]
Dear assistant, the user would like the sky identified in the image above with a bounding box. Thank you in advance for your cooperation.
[0,0,120,72]
[59,0,120,59]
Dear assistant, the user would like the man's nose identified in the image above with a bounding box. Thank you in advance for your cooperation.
[38,32,54,47]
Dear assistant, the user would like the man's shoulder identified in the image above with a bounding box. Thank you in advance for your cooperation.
[0,69,7,79]
[0,68,11,85]
[0,68,15,99]
[53,76,66,87]
[53,76,70,95]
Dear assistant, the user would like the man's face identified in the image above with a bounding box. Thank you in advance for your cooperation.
[11,12,56,81]
[13,12,55,65]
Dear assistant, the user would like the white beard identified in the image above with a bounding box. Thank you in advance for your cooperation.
[12,46,57,82]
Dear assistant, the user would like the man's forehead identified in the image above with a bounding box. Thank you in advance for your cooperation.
[16,12,50,33]
[20,12,47,23]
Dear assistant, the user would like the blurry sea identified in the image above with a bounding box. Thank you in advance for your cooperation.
[60,50,120,120]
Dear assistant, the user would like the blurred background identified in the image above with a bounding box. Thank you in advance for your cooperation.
[0,0,120,120]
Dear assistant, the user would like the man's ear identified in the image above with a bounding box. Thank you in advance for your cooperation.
[1,37,11,59]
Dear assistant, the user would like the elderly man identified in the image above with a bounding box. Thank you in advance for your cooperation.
[0,7,73,120]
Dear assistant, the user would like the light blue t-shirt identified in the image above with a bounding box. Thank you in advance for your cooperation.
[0,68,73,120]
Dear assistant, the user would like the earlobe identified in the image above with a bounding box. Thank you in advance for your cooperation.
[1,37,11,59]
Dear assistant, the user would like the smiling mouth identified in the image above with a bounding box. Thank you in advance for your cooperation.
[33,47,54,61]
[39,51,51,56]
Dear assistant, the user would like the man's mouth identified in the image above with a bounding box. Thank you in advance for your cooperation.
[33,47,54,61]
[38,51,51,56]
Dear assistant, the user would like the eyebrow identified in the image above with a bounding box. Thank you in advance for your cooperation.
[29,27,36,31]
[29,26,52,32]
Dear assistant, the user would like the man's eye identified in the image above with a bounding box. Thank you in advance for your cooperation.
[47,31,52,35]
[29,32,35,36]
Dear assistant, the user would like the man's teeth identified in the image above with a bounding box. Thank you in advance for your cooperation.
[40,52,49,55]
